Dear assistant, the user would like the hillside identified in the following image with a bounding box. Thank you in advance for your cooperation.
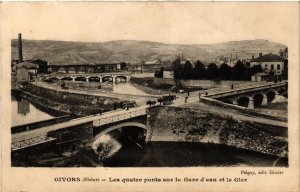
[11,39,287,65]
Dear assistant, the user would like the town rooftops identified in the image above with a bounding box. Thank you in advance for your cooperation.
[12,61,39,71]
[251,53,284,62]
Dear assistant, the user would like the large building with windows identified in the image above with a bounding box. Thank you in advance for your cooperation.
[250,53,285,76]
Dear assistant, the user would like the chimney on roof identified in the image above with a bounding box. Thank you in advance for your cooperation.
[259,53,263,57]
[236,54,238,59]
[252,55,254,60]
[18,33,23,63]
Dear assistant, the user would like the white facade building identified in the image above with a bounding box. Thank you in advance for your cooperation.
[250,53,284,76]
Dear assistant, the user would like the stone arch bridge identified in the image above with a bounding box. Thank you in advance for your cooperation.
[45,72,131,84]
[205,82,287,109]
[11,106,150,153]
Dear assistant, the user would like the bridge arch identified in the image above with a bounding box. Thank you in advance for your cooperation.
[74,76,87,82]
[277,88,287,97]
[89,76,101,83]
[61,76,73,81]
[237,97,250,107]
[102,76,113,83]
[266,91,276,103]
[115,75,127,83]
[93,122,147,140]
[253,94,264,107]
[45,76,59,82]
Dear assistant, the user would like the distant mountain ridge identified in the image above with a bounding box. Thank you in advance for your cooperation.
[11,39,287,65]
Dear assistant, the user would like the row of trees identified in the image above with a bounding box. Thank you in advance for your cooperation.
[172,59,264,81]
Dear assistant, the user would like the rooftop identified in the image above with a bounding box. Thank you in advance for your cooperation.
[251,53,284,62]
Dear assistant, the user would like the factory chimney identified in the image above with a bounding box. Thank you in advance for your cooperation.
[18,33,23,63]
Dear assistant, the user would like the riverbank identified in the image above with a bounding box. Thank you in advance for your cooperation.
[147,106,288,158]
[12,83,133,116]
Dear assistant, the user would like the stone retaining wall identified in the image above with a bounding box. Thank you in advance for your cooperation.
[200,97,287,122]
[152,78,255,89]
[147,106,287,157]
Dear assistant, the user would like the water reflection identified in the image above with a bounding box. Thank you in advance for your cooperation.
[103,142,288,167]
[11,95,54,127]
[17,99,30,116]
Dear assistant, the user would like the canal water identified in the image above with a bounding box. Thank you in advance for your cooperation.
[11,96,288,167]
[11,95,55,127]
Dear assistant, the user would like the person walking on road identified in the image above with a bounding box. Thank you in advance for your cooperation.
[185,92,189,103]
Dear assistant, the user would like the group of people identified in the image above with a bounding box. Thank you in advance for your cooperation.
[113,101,136,111]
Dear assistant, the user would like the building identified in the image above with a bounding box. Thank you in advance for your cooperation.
[13,62,39,82]
[251,72,269,82]
[250,53,285,77]
[27,59,48,73]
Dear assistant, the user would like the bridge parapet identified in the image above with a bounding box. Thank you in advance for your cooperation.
[93,107,147,127]
[208,82,287,99]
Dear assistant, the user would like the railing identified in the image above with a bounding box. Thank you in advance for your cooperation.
[11,115,75,134]
[11,135,56,151]
[11,106,148,151]
[93,107,147,127]
[206,82,286,98]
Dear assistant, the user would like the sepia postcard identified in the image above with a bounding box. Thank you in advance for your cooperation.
[1,2,299,192]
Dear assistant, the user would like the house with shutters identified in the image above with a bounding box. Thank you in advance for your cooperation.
[250,53,285,77]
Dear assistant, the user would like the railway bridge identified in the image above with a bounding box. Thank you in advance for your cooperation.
[44,72,131,84]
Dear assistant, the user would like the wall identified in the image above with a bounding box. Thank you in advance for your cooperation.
[16,68,29,82]
[152,78,256,89]
[147,106,287,157]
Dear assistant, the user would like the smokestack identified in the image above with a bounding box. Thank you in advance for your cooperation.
[252,55,254,60]
[259,53,263,57]
[18,33,23,63]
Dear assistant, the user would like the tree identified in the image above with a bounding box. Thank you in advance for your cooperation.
[249,65,264,78]
[193,60,206,79]
[233,60,247,80]
[172,58,183,79]
[207,63,219,79]
[154,67,164,78]
[219,63,232,80]
[182,60,194,79]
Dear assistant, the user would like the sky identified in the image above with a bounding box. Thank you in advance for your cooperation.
[2,2,299,46]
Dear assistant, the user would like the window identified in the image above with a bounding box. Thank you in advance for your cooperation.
[271,64,274,70]
[277,64,280,70]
